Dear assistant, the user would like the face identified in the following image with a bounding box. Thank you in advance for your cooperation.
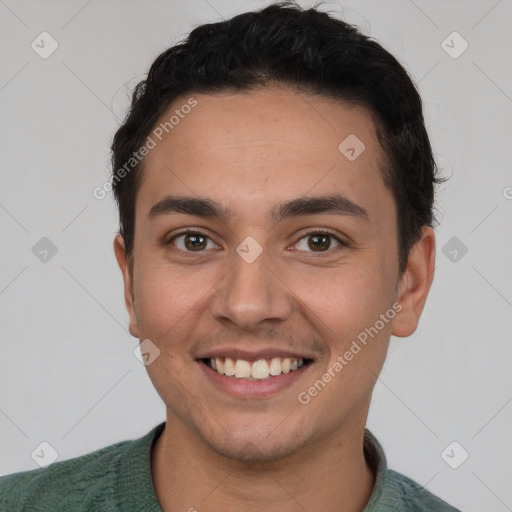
[115,86,433,462]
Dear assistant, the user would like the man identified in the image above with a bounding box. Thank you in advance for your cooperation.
[0,2,461,511]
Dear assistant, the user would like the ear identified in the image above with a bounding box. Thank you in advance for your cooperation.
[392,226,436,337]
[113,236,140,338]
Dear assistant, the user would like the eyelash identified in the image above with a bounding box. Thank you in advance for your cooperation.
[166,228,347,256]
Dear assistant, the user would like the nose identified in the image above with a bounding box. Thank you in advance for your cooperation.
[210,248,294,330]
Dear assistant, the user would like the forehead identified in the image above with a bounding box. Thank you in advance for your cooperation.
[137,86,393,226]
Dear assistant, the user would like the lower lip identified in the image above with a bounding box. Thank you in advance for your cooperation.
[197,360,311,398]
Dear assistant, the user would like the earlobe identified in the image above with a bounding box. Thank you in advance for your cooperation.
[113,236,140,338]
[392,227,436,338]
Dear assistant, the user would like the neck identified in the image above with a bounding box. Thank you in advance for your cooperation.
[151,413,376,512]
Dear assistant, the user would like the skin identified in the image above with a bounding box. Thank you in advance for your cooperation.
[114,85,435,512]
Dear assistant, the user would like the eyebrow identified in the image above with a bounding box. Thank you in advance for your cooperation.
[148,193,369,224]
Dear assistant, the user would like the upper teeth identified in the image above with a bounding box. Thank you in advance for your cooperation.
[210,357,304,380]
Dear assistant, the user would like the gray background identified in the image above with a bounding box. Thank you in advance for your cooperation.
[1,1,511,510]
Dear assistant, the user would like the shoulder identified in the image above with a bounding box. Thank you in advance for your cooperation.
[0,426,160,512]
[383,469,461,511]
[362,429,461,512]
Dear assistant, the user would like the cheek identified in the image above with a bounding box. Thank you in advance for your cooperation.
[301,259,394,337]
[301,264,394,400]
[132,260,214,346]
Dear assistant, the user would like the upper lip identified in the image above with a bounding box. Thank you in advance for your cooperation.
[195,348,314,361]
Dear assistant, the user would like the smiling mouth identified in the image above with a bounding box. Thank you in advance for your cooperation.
[200,357,312,381]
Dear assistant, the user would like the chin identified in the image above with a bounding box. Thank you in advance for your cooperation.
[211,437,298,464]
[200,421,311,464]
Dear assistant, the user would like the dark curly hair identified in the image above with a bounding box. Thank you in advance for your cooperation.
[111,1,441,273]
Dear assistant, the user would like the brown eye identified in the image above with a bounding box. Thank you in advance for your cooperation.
[184,234,207,251]
[170,232,217,252]
[295,231,343,253]
[308,234,331,251]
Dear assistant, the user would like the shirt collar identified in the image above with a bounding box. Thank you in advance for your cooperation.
[115,421,166,511]
[362,428,389,511]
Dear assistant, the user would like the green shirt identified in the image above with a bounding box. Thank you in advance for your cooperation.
[0,423,461,511]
